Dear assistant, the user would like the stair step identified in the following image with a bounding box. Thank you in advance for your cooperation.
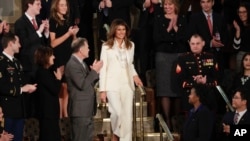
[93,132,180,141]
[136,132,180,141]
[93,117,155,137]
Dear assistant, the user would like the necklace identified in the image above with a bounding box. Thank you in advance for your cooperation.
[241,76,250,85]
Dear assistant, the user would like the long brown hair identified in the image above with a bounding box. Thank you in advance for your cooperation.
[50,0,70,26]
[104,19,132,49]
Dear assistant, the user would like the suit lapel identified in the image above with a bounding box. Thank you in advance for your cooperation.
[201,12,212,38]
[71,56,87,73]
[238,111,249,124]
[23,15,37,31]
[212,12,218,34]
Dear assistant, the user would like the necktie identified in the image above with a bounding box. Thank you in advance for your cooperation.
[149,4,154,13]
[82,61,89,72]
[31,18,38,30]
[207,15,213,36]
[234,113,239,125]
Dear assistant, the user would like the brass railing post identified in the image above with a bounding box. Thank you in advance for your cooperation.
[133,91,137,141]
[138,86,146,141]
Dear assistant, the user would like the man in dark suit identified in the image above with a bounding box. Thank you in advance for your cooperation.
[0,32,37,141]
[14,0,49,117]
[221,87,250,140]
[65,37,103,141]
[187,0,228,83]
[15,0,49,82]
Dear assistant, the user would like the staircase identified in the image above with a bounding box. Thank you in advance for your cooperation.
[93,87,181,141]
[22,87,181,141]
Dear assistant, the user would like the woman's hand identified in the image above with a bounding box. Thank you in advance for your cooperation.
[133,75,143,86]
[100,91,107,103]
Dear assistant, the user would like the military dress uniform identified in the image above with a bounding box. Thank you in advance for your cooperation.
[176,52,219,111]
[0,53,26,122]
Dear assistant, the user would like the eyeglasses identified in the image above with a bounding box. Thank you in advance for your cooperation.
[238,11,247,14]
[232,96,242,99]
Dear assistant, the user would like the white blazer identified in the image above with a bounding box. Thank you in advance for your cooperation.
[99,40,137,92]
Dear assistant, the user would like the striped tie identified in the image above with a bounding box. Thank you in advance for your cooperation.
[234,113,239,125]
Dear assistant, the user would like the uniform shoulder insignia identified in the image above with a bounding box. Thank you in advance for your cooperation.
[0,56,4,61]
[176,64,182,74]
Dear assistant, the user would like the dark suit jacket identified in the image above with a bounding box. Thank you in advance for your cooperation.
[36,67,61,119]
[222,110,250,125]
[65,55,99,117]
[180,0,201,16]
[221,110,250,141]
[14,15,48,75]
[188,11,228,52]
[182,105,215,141]
[93,0,133,27]
[0,54,26,118]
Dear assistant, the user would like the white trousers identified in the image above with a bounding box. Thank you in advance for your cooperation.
[107,85,134,141]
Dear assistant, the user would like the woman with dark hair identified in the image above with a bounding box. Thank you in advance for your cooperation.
[231,52,250,108]
[49,0,79,118]
[182,84,215,141]
[232,3,250,72]
[34,46,63,141]
[99,19,143,141]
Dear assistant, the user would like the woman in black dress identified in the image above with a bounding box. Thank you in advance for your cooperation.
[35,47,63,141]
[232,3,250,72]
[49,0,79,118]
[153,0,187,128]
[231,52,250,108]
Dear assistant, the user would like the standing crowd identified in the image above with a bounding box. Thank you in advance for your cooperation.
[0,0,250,141]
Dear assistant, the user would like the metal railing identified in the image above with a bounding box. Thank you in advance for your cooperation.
[216,86,234,112]
[133,86,146,141]
[156,113,174,141]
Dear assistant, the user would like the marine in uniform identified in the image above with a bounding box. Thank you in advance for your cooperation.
[175,34,220,112]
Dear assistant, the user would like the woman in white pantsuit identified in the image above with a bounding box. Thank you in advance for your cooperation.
[99,19,143,141]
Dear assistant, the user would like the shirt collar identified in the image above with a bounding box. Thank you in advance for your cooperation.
[203,11,213,18]
[25,12,35,21]
[2,51,14,61]
[73,54,83,64]
[114,39,125,49]
[236,109,247,119]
